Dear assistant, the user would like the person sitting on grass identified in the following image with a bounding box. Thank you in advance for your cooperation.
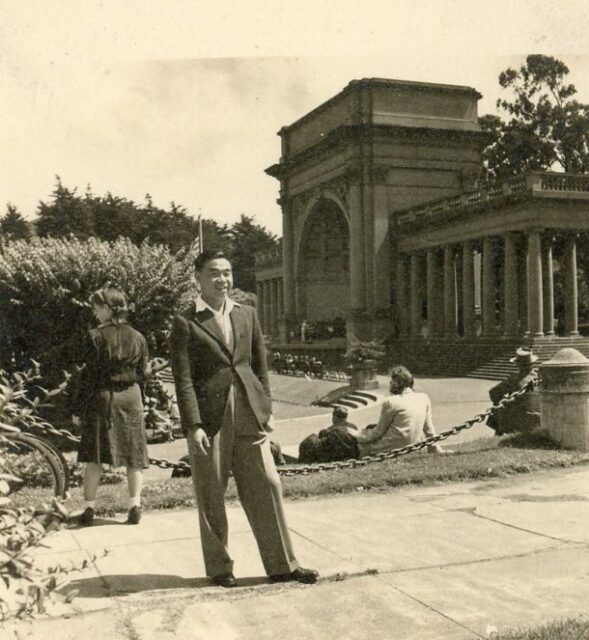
[298,406,359,463]
[486,347,540,435]
[347,365,449,457]
[299,365,449,463]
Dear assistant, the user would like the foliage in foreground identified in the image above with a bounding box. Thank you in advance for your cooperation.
[0,364,85,621]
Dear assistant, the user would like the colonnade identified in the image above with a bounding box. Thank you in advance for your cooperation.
[397,231,579,339]
[256,277,285,337]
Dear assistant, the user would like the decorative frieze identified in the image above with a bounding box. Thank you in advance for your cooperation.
[287,173,352,221]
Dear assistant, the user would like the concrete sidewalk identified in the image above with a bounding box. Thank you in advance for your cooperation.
[9,464,589,640]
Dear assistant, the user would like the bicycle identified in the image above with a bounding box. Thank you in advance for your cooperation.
[0,431,70,501]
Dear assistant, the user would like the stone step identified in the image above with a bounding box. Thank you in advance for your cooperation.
[388,336,589,380]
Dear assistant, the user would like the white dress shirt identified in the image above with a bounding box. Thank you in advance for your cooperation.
[195,295,240,351]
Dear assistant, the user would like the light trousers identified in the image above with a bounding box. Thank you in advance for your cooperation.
[187,383,299,577]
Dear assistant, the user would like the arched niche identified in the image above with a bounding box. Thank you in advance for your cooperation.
[295,198,350,321]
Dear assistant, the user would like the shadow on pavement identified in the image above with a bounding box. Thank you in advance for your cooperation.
[72,574,270,597]
[67,517,126,529]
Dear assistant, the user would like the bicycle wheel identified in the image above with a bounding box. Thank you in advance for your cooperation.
[0,432,69,503]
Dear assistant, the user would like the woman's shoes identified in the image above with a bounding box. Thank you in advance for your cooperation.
[127,506,141,525]
[75,507,94,527]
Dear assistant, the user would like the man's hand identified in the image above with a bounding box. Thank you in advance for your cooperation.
[188,427,210,455]
[72,416,81,427]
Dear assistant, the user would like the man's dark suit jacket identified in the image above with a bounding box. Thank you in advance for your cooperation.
[169,302,272,438]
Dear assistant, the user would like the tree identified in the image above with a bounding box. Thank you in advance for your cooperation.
[31,181,280,292]
[228,214,279,292]
[0,203,31,241]
[84,188,138,242]
[36,177,95,238]
[480,55,589,180]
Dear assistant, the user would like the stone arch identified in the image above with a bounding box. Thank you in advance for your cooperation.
[294,196,350,321]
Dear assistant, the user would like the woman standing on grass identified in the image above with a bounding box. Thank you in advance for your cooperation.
[71,287,149,526]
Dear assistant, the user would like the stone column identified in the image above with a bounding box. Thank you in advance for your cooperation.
[527,230,544,337]
[363,163,375,315]
[503,233,519,337]
[517,239,528,335]
[482,236,496,336]
[279,279,285,317]
[564,234,579,336]
[270,279,278,337]
[281,206,296,322]
[444,245,457,337]
[455,246,464,336]
[395,255,409,337]
[426,249,438,338]
[462,240,476,338]
[348,177,366,311]
[264,280,273,336]
[256,280,265,333]
[372,177,390,311]
[410,252,423,337]
[542,237,555,336]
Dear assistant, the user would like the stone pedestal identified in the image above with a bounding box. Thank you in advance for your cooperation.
[350,360,379,390]
[540,348,589,451]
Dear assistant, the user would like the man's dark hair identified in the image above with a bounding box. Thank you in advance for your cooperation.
[194,249,230,272]
[389,365,414,394]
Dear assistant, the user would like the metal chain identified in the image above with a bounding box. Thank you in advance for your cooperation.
[275,375,539,476]
[20,376,539,476]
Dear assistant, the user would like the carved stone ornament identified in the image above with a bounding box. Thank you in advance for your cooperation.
[287,176,350,219]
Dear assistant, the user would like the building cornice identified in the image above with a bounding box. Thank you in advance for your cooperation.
[277,78,482,136]
[266,124,491,180]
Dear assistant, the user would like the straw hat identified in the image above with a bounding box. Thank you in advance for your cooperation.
[510,347,539,365]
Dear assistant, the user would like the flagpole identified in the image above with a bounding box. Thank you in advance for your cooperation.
[199,216,203,253]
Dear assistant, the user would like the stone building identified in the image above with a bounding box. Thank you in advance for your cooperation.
[256,78,589,375]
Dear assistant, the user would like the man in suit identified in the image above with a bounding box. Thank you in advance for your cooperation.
[169,249,318,588]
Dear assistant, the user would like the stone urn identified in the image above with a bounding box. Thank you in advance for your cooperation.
[350,359,379,390]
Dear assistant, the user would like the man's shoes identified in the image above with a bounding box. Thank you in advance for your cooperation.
[127,506,142,525]
[212,572,237,588]
[75,507,94,527]
[269,567,319,584]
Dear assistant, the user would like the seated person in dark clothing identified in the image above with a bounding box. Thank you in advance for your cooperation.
[299,406,359,463]
[487,347,540,435]
[299,366,449,463]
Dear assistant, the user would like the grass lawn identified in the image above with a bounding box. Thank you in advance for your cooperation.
[493,617,589,639]
[10,430,586,516]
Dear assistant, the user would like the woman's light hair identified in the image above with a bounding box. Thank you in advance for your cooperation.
[90,287,131,324]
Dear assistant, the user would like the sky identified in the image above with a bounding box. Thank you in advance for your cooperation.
[1,0,589,236]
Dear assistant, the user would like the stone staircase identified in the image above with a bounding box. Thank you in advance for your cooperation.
[388,336,589,380]
[313,388,378,410]
[157,336,589,384]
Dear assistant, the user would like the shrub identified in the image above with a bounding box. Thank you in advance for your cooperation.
[0,363,88,621]
[343,336,386,366]
[0,236,197,379]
